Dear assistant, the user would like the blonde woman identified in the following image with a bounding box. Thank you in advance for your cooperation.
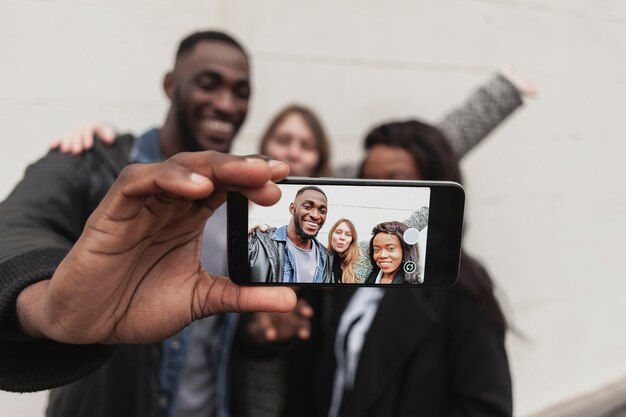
[327,218,359,283]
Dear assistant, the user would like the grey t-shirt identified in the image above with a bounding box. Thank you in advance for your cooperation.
[286,238,318,283]
[172,204,228,417]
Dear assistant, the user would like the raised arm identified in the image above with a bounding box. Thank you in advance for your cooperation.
[437,71,536,158]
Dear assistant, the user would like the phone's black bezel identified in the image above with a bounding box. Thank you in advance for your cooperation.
[227,177,464,288]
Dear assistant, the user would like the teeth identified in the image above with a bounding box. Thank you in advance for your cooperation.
[205,120,233,134]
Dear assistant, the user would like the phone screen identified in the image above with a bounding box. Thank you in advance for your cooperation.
[228,178,463,287]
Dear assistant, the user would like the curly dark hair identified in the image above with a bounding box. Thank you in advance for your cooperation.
[368,221,421,284]
[359,119,462,183]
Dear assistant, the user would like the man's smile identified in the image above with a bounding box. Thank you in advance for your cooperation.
[303,220,320,231]
[200,118,235,140]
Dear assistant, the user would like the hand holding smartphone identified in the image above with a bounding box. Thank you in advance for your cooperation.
[228,178,464,287]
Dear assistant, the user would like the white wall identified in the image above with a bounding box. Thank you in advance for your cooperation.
[1,1,625,416]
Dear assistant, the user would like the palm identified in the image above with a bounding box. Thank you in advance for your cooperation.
[46,192,214,344]
[22,153,296,345]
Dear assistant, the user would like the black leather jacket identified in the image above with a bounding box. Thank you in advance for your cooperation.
[0,136,163,417]
[248,227,285,283]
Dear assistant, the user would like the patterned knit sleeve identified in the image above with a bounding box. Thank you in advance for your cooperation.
[404,206,429,231]
[437,74,523,158]
[354,241,372,284]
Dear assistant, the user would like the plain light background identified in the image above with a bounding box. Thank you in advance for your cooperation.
[1,1,625,416]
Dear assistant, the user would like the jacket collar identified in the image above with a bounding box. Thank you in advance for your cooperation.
[129,128,164,163]
[272,225,326,253]
[271,225,289,242]
[272,225,328,283]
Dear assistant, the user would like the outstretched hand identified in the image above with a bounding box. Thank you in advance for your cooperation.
[16,152,296,345]
[50,122,116,154]
[248,223,270,234]
[246,297,314,343]
[501,66,539,98]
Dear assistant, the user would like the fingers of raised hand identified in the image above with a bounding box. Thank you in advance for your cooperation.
[58,128,83,154]
[247,313,278,342]
[295,299,314,319]
[59,125,95,154]
[501,66,539,98]
[293,299,314,339]
[51,123,116,154]
[248,224,270,234]
[95,123,116,143]
[244,297,313,343]
[277,303,312,341]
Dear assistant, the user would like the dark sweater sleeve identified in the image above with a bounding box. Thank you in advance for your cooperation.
[0,149,118,392]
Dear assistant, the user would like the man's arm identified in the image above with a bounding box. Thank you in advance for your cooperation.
[0,150,115,333]
[0,147,125,392]
[0,152,295,392]
[248,227,279,283]
[437,72,530,158]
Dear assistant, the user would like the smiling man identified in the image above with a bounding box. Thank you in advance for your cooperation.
[0,30,269,417]
[159,34,250,156]
[249,186,331,283]
[141,31,250,161]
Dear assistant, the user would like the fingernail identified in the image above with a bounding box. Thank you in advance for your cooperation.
[190,173,209,184]
[268,159,283,168]
[245,157,266,165]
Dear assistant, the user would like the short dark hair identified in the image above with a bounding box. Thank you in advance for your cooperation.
[295,186,327,200]
[176,30,248,61]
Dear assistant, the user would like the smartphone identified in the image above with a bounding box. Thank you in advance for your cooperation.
[227,177,464,287]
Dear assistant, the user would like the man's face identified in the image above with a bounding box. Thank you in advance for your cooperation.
[169,41,250,153]
[290,190,328,240]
